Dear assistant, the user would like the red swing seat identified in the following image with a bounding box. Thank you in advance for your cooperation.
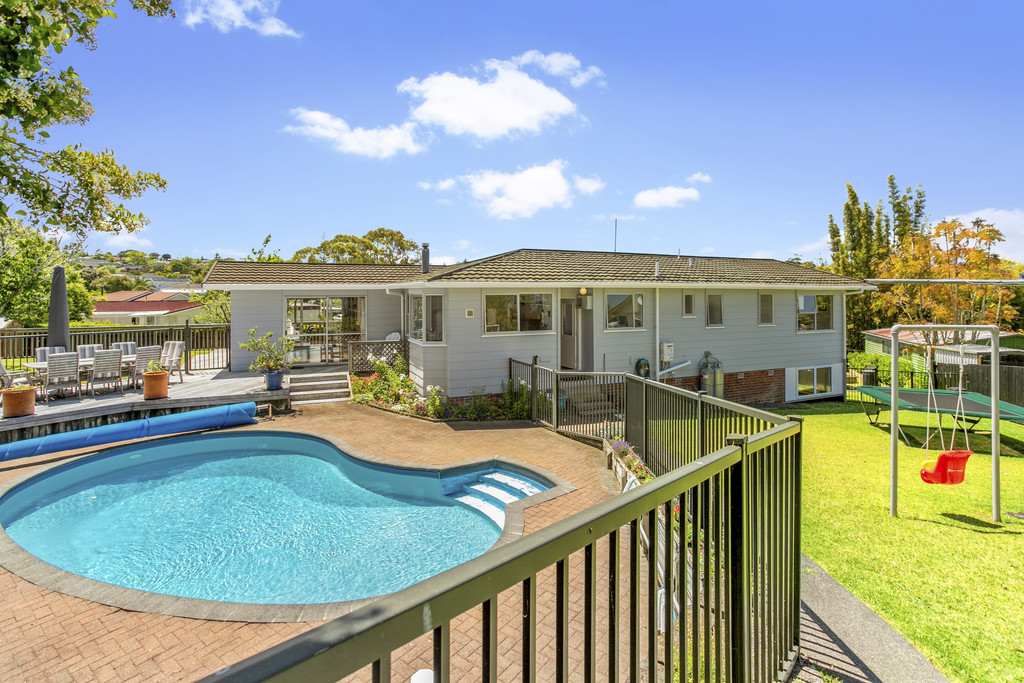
[920,450,973,485]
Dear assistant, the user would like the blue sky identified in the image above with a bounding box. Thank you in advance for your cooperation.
[55,1,1024,264]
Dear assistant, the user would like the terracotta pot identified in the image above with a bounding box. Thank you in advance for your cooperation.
[142,371,170,400]
[1,387,36,418]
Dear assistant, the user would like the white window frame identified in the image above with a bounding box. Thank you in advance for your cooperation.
[758,292,774,326]
[605,292,645,330]
[797,293,834,332]
[706,293,724,328]
[796,365,833,397]
[410,294,444,343]
[483,292,554,334]
[682,291,696,318]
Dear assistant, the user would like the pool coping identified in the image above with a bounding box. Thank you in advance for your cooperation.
[0,428,575,623]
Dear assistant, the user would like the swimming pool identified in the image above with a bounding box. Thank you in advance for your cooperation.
[0,431,561,619]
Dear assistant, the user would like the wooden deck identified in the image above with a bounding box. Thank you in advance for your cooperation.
[0,368,295,443]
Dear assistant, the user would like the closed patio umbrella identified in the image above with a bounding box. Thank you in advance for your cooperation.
[48,265,72,351]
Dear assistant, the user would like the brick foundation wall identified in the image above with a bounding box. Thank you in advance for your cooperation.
[662,368,786,405]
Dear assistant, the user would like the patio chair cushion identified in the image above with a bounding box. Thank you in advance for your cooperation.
[112,341,138,355]
[35,346,66,363]
[77,344,104,360]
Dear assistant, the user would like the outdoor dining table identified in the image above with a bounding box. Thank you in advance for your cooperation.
[25,354,138,372]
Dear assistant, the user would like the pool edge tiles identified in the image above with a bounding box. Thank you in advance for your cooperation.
[0,429,575,623]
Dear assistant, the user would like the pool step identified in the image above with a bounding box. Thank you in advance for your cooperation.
[448,471,548,529]
[453,494,505,528]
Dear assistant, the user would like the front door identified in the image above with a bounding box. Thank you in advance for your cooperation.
[560,299,577,369]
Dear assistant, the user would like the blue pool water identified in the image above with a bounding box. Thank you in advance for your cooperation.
[0,432,504,604]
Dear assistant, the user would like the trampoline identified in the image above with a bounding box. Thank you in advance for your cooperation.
[856,385,1024,431]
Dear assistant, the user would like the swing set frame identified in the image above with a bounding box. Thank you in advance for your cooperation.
[889,324,1003,522]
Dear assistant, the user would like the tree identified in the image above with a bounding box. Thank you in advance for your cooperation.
[827,175,927,350]
[1,1,172,241]
[190,289,230,323]
[0,218,92,325]
[875,219,1017,346]
[291,228,420,264]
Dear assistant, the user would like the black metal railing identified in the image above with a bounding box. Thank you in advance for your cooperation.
[0,324,230,371]
[348,338,410,373]
[202,415,802,683]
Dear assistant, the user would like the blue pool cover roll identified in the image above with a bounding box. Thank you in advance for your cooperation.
[0,402,258,462]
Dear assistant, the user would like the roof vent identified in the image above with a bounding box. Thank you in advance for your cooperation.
[421,243,430,274]
[655,261,660,279]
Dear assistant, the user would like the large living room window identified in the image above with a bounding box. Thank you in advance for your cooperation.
[484,293,552,333]
[411,295,444,342]
[797,294,833,331]
[607,293,643,329]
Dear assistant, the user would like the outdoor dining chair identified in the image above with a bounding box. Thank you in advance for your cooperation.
[87,349,123,396]
[131,345,162,389]
[0,364,30,389]
[34,346,65,363]
[76,344,104,360]
[161,340,185,383]
[111,341,137,356]
[35,352,81,400]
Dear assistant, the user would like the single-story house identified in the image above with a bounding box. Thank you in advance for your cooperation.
[863,328,1024,370]
[203,247,871,404]
[89,300,205,326]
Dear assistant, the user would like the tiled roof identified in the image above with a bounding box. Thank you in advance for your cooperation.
[202,250,868,288]
[92,301,204,314]
[427,249,867,287]
[101,290,150,302]
[203,261,444,286]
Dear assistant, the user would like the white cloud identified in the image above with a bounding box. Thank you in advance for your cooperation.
[183,0,299,37]
[686,172,712,184]
[461,160,572,219]
[103,232,153,249]
[431,254,458,265]
[792,235,829,259]
[452,239,471,249]
[945,208,1024,262]
[746,249,776,259]
[419,178,456,191]
[573,175,606,195]
[398,60,576,140]
[633,186,701,209]
[513,50,605,87]
[284,108,423,159]
[699,246,715,254]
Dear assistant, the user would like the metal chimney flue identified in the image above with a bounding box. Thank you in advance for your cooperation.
[421,243,430,274]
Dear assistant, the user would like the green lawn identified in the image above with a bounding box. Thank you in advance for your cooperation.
[790,400,1024,683]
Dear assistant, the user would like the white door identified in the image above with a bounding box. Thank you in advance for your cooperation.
[560,299,577,369]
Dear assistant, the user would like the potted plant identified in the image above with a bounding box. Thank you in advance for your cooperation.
[142,360,170,400]
[1,385,36,418]
[239,327,294,390]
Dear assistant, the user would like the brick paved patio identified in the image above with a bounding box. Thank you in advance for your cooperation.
[0,403,630,682]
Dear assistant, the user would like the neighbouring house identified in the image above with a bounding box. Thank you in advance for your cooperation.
[89,300,205,326]
[203,247,871,404]
[862,328,1024,369]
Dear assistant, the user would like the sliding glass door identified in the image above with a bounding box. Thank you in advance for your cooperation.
[286,297,365,364]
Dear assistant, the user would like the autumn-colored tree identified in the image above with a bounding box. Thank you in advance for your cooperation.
[291,228,420,264]
[827,175,927,349]
[874,219,1016,346]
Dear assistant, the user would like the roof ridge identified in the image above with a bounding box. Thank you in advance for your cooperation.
[424,248,522,281]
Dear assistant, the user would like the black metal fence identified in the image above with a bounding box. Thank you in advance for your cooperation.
[510,357,626,439]
[203,410,802,683]
[0,324,230,371]
[846,360,1024,407]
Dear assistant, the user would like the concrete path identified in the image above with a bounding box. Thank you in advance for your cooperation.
[794,556,950,683]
